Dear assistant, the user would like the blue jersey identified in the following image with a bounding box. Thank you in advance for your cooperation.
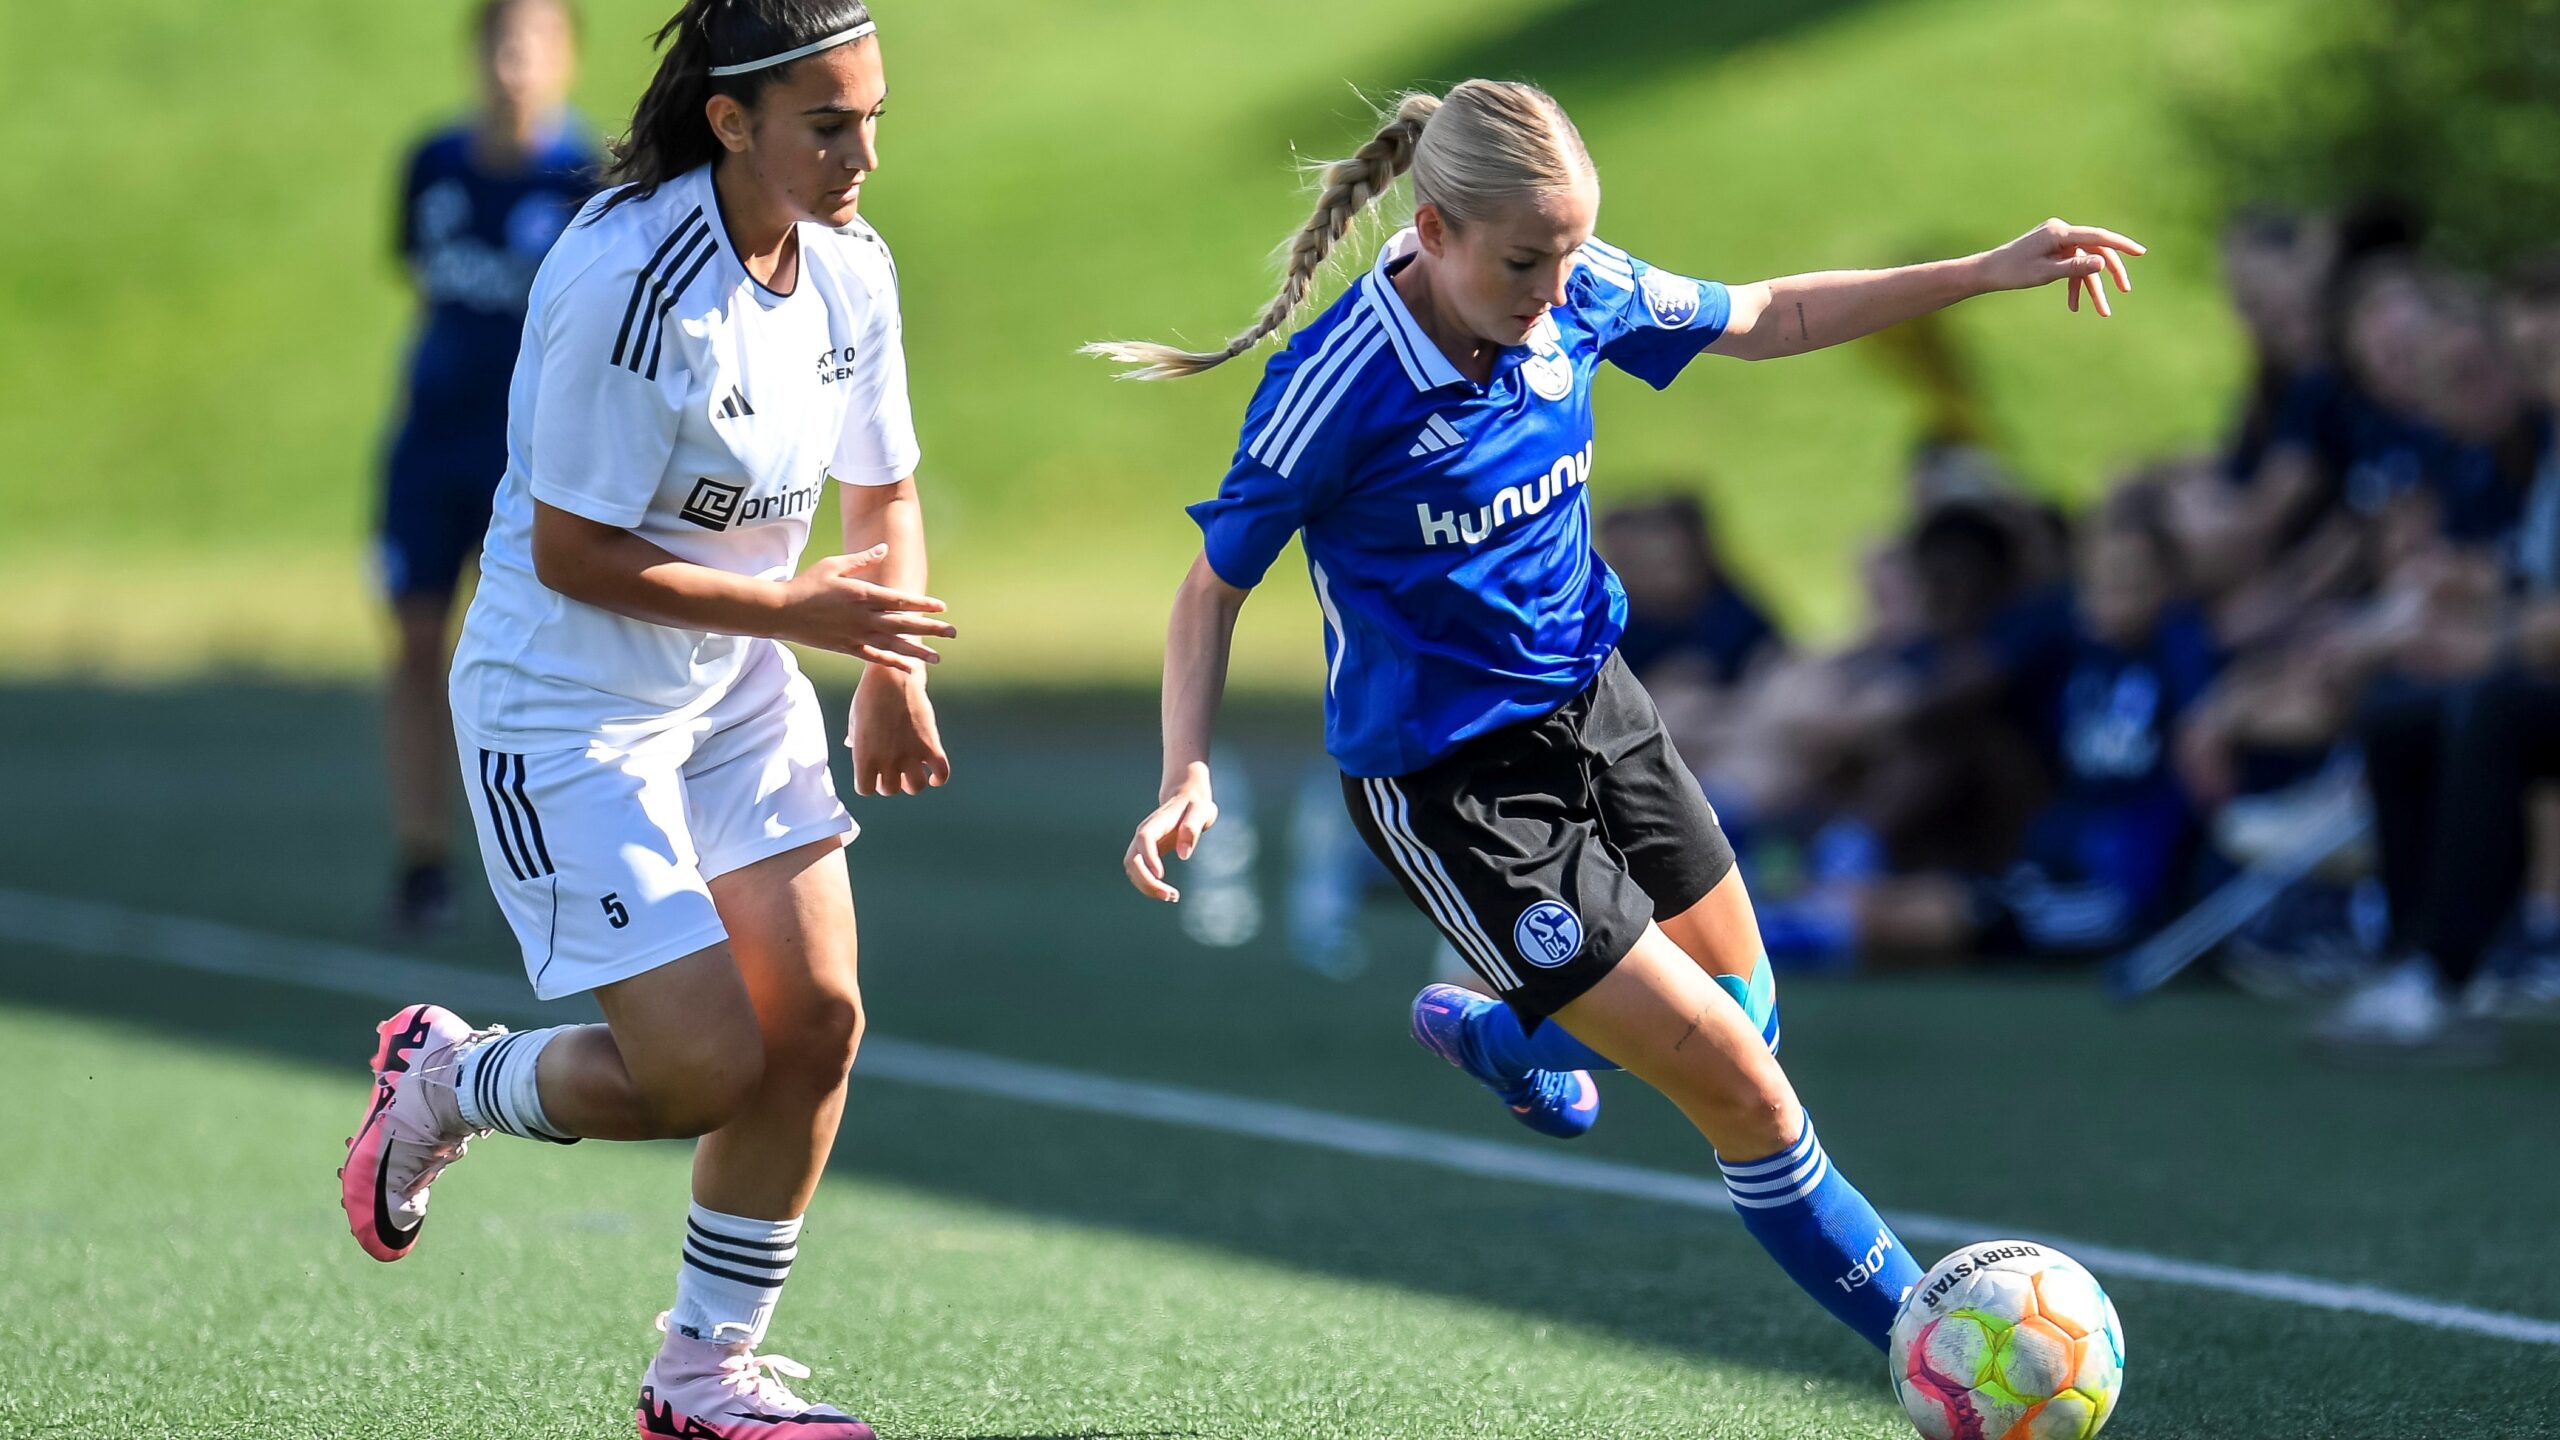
[394,119,598,442]
[1190,233,1732,776]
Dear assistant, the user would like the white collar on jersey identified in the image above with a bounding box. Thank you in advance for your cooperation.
[1359,228,1471,392]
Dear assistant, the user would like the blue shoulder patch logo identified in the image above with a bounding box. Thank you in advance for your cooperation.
[1640,268,1701,329]
[1515,900,1584,968]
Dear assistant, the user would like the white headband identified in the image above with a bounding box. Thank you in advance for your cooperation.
[706,21,875,77]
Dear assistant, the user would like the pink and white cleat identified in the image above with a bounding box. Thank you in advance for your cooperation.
[637,1316,877,1439]
[339,1003,495,1262]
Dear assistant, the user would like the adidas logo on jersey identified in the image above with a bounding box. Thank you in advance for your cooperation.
[1416,442,1594,548]
[716,386,754,419]
[1407,413,1465,458]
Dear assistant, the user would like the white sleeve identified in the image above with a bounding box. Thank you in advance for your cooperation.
[525,261,684,527]
[831,260,922,488]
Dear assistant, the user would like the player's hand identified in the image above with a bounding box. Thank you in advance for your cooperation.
[848,664,951,796]
[1125,771,1217,902]
[1978,218,2144,318]
[780,545,956,670]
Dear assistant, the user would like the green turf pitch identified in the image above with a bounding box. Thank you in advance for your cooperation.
[6,680,2560,1436]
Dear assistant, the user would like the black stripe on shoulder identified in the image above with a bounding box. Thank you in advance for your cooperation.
[638,226,722,382]
[610,207,709,371]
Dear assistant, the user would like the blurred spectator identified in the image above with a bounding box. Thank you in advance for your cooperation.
[2313,254,2560,1059]
[1598,495,1782,690]
[2221,210,2339,489]
[1981,489,2219,953]
[1749,487,2218,965]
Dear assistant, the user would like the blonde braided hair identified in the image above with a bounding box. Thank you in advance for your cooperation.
[1083,93,1441,380]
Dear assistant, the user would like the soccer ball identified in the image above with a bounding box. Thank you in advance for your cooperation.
[1888,1239,2125,1440]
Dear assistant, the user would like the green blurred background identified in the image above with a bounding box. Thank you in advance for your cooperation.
[0,0,2290,686]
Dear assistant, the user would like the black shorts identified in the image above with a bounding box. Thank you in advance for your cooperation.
[1341,651,1736,1025]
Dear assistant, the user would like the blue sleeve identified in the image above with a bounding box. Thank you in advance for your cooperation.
[1574,239,1732,391]
[1188,455,1307,589]
[1185,348,1355,588]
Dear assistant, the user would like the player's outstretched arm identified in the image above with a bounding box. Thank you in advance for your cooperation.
[529,500,954,668]
[1127,553,1250,902]
[1711,218,2144,362]
[842,476,953,797]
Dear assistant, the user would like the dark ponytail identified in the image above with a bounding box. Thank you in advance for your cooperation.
[592,0,875,218]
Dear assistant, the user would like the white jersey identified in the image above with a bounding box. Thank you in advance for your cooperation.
[452,164,920,751]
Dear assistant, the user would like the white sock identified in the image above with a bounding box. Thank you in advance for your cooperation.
[670,1204,802,1346]
[452,1026,575,1143]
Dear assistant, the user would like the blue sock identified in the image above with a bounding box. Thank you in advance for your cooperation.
[1717,1117,1921,1351]
[1466,1003,1619,1075]
[1467,951,1782,1075]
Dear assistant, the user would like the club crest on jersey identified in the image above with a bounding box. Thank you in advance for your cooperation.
[1523,312,1572,401]
[1515,900,1583,968]
[1415,442,1594,547]
[1641,268,1702,329]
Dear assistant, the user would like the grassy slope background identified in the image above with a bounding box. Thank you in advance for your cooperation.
[0,0,2271,686]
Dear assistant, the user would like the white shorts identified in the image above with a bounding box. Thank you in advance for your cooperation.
[457,657,855,1000]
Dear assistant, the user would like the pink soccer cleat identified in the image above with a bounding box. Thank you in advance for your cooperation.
[637,1316,877,1439]
[339,1003,495,1262]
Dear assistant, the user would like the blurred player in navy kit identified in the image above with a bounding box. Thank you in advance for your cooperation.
[378,0,597,932]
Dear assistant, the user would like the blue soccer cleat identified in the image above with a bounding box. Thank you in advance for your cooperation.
[1409,983,1599,1140]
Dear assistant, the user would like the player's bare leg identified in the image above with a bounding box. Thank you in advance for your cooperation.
[1549,927,1795,1158]
[1553,927,1920,1349]
[690,838,864,1216]
[1656,868,1783,1051]
[1658,868,1763,985]
[385,593,460,932]
[1409,869,1778,1141]
[639,838,875,1439]
[565,948,770,1139]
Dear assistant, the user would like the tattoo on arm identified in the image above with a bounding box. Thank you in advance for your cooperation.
[1793,301,1810,347]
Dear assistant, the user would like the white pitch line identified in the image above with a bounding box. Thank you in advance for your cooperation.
[6,886,2558,1349]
